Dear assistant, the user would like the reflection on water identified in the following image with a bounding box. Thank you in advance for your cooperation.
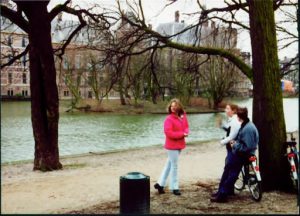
[1,98,298,163]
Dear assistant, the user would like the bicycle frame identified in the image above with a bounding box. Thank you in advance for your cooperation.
[235,155,263,201]
[286,143,298,181]
[248,155,262,182]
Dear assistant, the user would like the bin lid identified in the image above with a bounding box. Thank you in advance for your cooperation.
[120,172,149,180]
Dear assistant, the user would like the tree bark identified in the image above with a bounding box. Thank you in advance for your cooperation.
[249,0,291,191]
[18,1,62,171]
[119,78,126,105]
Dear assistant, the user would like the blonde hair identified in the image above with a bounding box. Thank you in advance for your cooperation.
[167,98,185,116]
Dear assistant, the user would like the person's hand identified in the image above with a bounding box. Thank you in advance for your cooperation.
[230,140,236,147]
[184,133,189,137]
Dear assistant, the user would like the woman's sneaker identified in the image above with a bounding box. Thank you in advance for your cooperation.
[154,183,165,194]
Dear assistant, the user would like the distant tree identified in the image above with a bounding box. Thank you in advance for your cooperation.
[61,59,82,111]
[200,56,236,109]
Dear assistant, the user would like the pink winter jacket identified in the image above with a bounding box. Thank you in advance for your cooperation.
[164,112,189,150]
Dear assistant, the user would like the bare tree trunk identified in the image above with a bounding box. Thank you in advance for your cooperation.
[19,2,62,171]
[119,78,126,105]
[249,0,291,191]
[213,100,219,110]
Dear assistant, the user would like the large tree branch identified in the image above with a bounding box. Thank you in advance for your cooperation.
[48,0,71,21]
[200,1,249,20]
[280,55,299,77]
[209,15,250,30]
[54,14,87,59]
[0,4,29,33]
[120,13,253,81]
[1,45,29,69]
[51,5,111,59]
[273,0,284,10]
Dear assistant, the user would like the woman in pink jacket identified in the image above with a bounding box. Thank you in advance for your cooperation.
[154,98,189,196]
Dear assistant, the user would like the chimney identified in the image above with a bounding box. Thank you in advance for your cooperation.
[175,11,180,23]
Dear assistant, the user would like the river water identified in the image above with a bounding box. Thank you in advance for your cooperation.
[1,98,298,163]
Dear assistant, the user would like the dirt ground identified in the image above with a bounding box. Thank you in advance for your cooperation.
[1,134,299,214]
[68,180,299,214]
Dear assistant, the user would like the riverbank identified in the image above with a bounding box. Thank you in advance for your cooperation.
[1,136,298,214]
[60,98,225,114]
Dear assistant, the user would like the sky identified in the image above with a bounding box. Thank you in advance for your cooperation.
[47,0,298,60]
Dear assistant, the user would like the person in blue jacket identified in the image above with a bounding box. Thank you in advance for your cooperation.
[211,107,259,203]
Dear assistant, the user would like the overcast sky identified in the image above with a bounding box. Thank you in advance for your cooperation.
[47,0,298,60]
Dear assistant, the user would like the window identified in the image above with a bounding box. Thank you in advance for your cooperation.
[22,55,26,67]
[21,37,26,47]
[64,90,69,97]
[8,35,13,46]
[22,73,27,84]
[22,90,28,96]
[75,55,81,69]
[88,91,92,98]
[63,57,69,69]
[8,73,12,84]
[7,90,13,96]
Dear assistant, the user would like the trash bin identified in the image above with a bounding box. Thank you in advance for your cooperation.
[120,172,150,214]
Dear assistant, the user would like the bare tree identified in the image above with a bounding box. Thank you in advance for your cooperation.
[200,56,237,109]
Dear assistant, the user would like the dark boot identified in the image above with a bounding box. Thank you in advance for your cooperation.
[211,191,219,198]
[154,183,165,194]
[228,190,235,196]
[173,190,181,196]
[210,193,228,203]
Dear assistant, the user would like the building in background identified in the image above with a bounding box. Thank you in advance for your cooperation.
[1,7,253,101]
[230,51,252,97]
[1,16,30,99]
[1,9,114,100]
[156,10,252,98]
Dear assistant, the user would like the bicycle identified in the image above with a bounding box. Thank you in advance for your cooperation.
[285,131,299,192]
[234,154,262,202]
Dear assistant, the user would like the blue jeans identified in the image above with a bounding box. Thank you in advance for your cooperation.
[158,150,181,190]
[218,149,244,195]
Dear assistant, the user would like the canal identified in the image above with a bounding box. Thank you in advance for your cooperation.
[1,98,298,163]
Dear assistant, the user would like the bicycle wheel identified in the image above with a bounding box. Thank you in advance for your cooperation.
[234,167,245,190]
[290,173,298,193]
[248,174,262,201]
